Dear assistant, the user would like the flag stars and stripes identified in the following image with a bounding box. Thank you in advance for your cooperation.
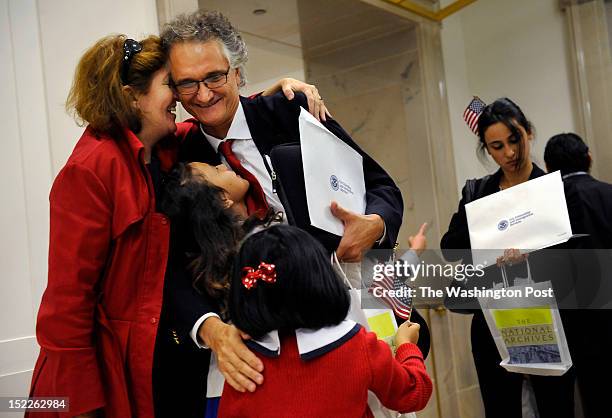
[369,269,413,320]
[463,96,486,135]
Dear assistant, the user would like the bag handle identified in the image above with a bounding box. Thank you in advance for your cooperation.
[331,252,353,288]
[499,256,533,288]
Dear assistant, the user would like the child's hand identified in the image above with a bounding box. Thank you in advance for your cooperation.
[395,321,420,346]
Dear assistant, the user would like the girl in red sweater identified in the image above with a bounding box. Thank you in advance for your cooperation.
[218,225,433,418]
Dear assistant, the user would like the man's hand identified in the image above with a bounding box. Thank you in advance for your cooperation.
[408,222,428,257]
[331,201,385,262]
[261,78,330,122]
[198,317,264,392]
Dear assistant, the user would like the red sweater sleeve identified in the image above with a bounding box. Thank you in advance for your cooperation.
[365,332,433,413]
[34,163,112,415]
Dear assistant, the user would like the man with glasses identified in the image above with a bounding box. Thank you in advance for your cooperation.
[159,9,405,402]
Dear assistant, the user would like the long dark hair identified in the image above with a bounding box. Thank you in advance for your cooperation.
[477,98,533,170]
[229,225,350,339]
[161,163,244,302]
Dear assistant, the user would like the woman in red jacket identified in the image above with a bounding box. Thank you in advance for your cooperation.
[28,34,325,418]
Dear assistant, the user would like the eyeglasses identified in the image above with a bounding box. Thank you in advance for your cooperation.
[121,39,142,85]
[172,67,231,96]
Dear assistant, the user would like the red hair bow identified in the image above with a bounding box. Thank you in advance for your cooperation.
[241,262,277,290]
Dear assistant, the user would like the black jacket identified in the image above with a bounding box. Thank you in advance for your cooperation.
[563,173,612,249]
[560,173,612,308]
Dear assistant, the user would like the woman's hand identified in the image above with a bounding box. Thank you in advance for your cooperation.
[496,248,528,267]
[261,78,330,122]
[198,317,264,392]
[395,321,420,346]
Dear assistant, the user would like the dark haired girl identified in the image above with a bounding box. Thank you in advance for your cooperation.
[155,161,261,418]
[218,224,432,417]
[441,98,576,418]
[161,162,253,301]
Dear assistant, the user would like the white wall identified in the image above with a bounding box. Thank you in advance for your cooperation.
[38,0,159,175]
[240,32,305,98]
[441,0,577,194]
[0,0,158,404]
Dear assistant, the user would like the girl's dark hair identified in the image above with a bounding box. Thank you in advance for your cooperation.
[477,98,533,169]
[161,162,244,302]
[229,225,350,339]
[544,133,591,175]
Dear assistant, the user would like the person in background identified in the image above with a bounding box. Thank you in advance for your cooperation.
[544,132,612,418]
[27,32,329,418]
[544,133,612,248]
[440,98,576,418]
[219,225,432,418]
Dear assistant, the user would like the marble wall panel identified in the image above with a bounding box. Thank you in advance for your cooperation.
[305,27,418,84]
[306,31,438,247]
[323,84,411,184]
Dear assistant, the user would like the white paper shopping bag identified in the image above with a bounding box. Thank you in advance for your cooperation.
[478,262,572,376]
[299,108,366,236]
[465,171,572,267]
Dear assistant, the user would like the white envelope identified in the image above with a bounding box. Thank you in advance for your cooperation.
[299,108,366,236]
[465,171,572,267]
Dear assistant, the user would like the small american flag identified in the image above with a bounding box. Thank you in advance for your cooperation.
[369,266,412,320]
[463,96,486,135]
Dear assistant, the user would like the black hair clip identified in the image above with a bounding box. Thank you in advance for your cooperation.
[121,38,142,85]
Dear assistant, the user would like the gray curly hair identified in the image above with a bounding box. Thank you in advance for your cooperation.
[161,10,248,87]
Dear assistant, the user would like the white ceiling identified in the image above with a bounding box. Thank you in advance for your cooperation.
[198,0,303,46]
[198,0,417,56]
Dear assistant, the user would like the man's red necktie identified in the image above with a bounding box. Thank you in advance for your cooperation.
[218,139,269,219]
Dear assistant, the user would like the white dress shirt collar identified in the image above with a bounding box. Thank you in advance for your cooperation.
[200,102,251,151]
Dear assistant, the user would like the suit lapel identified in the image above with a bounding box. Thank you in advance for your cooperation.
[241,95,293,155]
[178,121,220,165]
